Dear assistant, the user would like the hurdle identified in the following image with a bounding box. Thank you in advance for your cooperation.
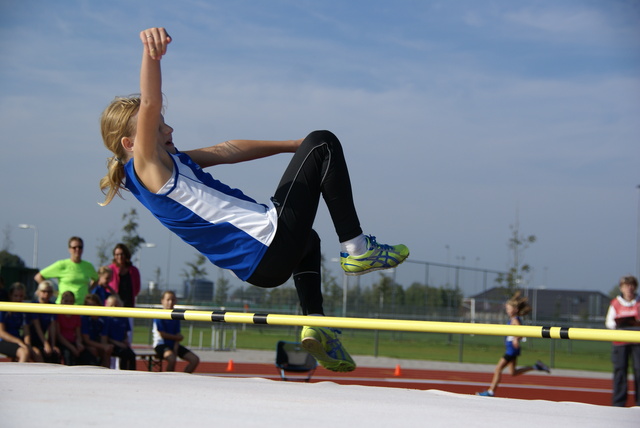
[1,302,639,343]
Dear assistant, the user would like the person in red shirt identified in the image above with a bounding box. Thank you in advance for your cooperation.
[605,275,640,407]
[56,291,86,365]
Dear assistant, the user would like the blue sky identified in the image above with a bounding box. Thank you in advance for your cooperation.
[1,0,639,299]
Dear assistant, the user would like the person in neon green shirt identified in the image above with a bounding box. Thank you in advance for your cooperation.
[35,237,98,305]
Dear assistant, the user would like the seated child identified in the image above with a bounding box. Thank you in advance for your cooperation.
[81,294,113,367]
[28,281,61,363]
[102,294,136,370]
[56,291,88,365]
[152,291,199,373]
[0,282,31,362]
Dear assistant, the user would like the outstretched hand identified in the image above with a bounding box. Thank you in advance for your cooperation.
[140,27,172,60]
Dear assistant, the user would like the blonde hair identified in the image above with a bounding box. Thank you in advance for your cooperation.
[37,280,54,292]
[507,291,531,317]
[106,294,123,307]
[98,265,113,277]
[99,95,141,206]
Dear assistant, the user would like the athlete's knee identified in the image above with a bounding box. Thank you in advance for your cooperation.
[304,130,340,147]
[294,230,321,275]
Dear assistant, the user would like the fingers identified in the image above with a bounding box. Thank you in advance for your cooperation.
[140,27,172,60]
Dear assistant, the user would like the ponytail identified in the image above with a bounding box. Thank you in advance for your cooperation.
[99,156,127,206]
[98,95,141,206]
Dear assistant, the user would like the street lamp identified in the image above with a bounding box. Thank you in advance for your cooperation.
[18,224,38,268]
[445,245,450,286]
[331,257,349,317]
[137,243,157,283]
[636,185,640,278]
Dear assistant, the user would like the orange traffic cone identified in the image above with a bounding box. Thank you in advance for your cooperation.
[226,359,235,372]
[394,364,402,377]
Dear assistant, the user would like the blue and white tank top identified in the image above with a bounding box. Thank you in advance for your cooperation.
[505,316,522,346]
[124,150,278,281]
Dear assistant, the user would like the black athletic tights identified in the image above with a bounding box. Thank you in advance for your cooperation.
[247,130,363,314]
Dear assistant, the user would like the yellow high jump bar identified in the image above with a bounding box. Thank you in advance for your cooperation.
[2,302,639,343]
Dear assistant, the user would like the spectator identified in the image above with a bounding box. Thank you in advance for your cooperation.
[605,275,640,407]
[107,243,141,309]
[27,281,61,363]
[476,292,550,397]
[81,294,112,367]
[103,294,136,370]
[0,282,31,362]
[108,243,140,342]
[35,236,98,305]
[56,291,87,365]
[152,291,199,373]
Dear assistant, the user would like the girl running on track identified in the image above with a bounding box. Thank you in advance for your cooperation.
[99,27,409,372]
[477,292,550,397]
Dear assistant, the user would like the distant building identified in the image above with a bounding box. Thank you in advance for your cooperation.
[467,287,610,324]
[183,278,215,302]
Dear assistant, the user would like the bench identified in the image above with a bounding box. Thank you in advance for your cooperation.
[135,348,163,372]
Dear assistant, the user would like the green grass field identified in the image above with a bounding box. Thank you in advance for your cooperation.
[133,322,614,372]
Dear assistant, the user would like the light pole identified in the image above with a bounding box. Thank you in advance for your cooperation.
[18,224,38,268]
[137,243,156,283]
[445,245,450,286]
[636,185,640,278]
[331,258,349,317]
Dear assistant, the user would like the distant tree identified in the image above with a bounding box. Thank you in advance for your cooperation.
[608,284,621,300]
[0,250,25,268]
[496,218,536,297]
[183,254,208,281]
[405,282,428,314]
[436,285,463,315]
[121,208,146,256]
[2,225,14,252]
[182,254,208,301]
[214,269,230,306]
[363,273,396,314]
[347,279,363,314]
[95,235,115,267]
[320,254,342,315]
[266,285,299,311]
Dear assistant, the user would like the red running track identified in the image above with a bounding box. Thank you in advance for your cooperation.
[159,360,635,407]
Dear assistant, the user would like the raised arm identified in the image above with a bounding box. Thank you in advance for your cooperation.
[184,138,303,168]
[34,272,45,284]
[126,27,173,193]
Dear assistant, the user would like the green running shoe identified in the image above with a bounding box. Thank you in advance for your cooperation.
[301,326,356,372]
[340,235,409,276]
